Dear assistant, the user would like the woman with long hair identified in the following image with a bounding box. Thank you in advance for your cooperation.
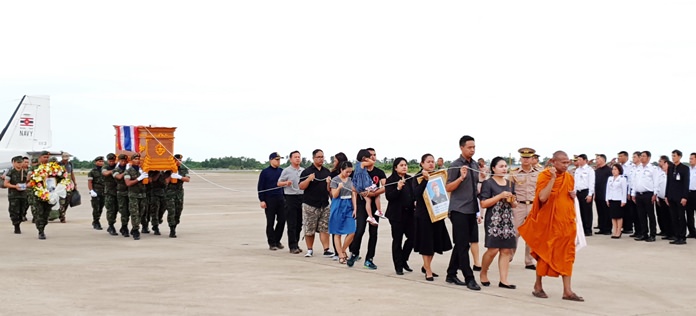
[329,161,357,264]
[385,157,415,275]
[328,152,349,260]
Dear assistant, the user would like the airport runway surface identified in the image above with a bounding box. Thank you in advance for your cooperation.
[1,171,692,315]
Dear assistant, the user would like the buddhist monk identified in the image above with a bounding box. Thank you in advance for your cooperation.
[518,151,584,302]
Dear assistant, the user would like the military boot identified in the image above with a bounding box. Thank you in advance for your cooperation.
[38,230,46,240]
[142,226,150,234]
[152,225,161,235]
[107,224,118,236]
[95,221,103,230]
[120,226,130,238]
[169,226,177,238]
[13,224,21,234]
[131,229,140,240]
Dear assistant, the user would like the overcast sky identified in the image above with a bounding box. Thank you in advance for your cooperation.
[1,1,694,164]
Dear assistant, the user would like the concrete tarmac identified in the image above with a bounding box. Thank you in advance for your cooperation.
[1,172,693,315]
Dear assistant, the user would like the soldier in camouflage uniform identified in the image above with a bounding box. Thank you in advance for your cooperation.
[57,152,76,223]
[139,171,156,235]
[124,153,149,240]
[22,156,30,221]
[147,171,166,235]
[4,156,28,234]
[28,158,39,223]
[32,151,65,240]
[87,156,106,230]
[165,154,190,238]
[112,154,131,237]
[101,153,119,236]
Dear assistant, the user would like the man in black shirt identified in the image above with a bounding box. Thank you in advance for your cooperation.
[348,148,387,269]
[666,150,690,245]
[299,149,332,257]
[594,154,612,235]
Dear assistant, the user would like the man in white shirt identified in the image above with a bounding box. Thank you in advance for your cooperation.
[574,154,595,236]
[656,156,674,239]
[687,153,696,239]
[631,151,660,242]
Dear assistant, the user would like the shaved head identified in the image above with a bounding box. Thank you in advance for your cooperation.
[550,150,570,173]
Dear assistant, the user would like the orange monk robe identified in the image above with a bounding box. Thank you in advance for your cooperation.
[519,169,576,277]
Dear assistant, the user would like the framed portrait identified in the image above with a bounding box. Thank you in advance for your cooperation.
[417,169,449,223]
[46,177,57,192]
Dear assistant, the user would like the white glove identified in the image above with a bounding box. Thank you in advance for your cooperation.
[137,173,148,181]
[89,190,98,197]
[171,173,183,180]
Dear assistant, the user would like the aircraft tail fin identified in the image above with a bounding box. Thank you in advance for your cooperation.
[0,95,52,151]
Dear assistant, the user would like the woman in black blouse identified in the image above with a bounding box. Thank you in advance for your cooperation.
[413,154,453,281]
[385,157,415,275]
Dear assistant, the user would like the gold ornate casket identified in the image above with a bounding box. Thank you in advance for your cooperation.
[114,125,178,175]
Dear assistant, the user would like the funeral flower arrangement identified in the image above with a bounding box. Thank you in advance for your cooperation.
[28,162,73,202]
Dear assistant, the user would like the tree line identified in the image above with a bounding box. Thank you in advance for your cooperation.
[70,155,551,172]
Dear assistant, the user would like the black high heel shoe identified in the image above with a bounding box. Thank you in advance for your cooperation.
[425,275,434,281]
[481,281,491,286]
[421,266,439,277]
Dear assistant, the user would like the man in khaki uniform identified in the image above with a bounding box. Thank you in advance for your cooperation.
[510,147,540,270]
[569,155,579,176]
[531,153,543,170]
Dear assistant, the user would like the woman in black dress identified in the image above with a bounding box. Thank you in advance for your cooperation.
[413,154,453,281]
[479,157,518,289]
[385,157,415,275]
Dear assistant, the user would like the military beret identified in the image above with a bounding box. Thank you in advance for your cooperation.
[118,154,128,160]
[94,156,104,162]
[40,150,51,156]
[174,154,183,160]
[106,153,117,160]
[131,153,141,160]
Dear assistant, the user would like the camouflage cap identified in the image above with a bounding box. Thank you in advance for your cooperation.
[106,153,117,160]
[94,156,104,162]
[131,153,141,160]
[117,154,128,160]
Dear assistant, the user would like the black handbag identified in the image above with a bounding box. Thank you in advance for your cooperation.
[70,190,82,207]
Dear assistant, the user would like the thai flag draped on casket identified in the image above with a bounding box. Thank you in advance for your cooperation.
[116,125,140,152]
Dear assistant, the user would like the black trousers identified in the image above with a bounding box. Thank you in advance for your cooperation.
[656,198,673,237]
[447,212,476,281]
[668,198,687,240]
[687,191,696,236]
[284,195,303,250]
[635,192,657,237]
[576,189,592,234]
[595,199,611,233]
[390,212,414,272]
[264,196,286,246]
[350,198,379,260]
[623,199,637,232]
